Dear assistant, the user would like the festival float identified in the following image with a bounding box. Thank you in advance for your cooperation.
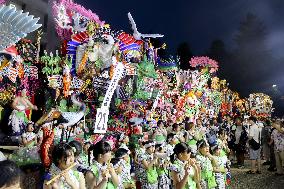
[0,0,274,188]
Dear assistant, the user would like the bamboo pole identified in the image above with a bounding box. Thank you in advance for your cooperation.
[45,163,77,186]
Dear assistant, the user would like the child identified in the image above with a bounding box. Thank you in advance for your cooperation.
[111,158,124,189]
[196,140,217,189]
[211,145,228,189]
[153,120,167,144]
[170,143,199,189]
[118,133,130,152]
[44,143,86,189]
[138,140,158,189]
[185,122,198,155]
[115,148,136,189]
[69,140,90,174]
[86,140,119,189]
[22,122,37,147]
[155,144,171,189]
[217,130,230,157]
[134,138,145,188]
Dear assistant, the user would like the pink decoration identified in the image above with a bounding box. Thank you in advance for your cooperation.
[52,0,104,40]
[189,56,219,73]
[0,0,6,4]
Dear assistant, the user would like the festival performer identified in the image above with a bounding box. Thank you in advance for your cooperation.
[44,143,86,189]
[196,140,217,189]
[212,145,228,189]
[22,122,37,147]
[170,143,199,189]
[115,148,136,189]
[118,133,130,152]
[138,140,158,189]
[9,89,37,137]
[134,138,146,188]
[155,143,171,189]
[110,158,124,189]
[87,140,119,189]
[185,122,198,155]
[68,140,91,175]
[152,120,167,144]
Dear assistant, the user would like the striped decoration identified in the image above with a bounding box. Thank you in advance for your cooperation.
[124,63,137,75]
[7,67,18,83]
[67,31,89,75]
[117,32,143,53]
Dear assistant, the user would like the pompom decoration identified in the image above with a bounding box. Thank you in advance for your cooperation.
[0,4,42,51]
[189,56,219,73]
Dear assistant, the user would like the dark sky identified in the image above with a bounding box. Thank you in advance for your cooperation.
[77,0,284,56]
[76,0,284,115]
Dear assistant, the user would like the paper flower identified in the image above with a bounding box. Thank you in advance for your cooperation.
[189,56,219,73]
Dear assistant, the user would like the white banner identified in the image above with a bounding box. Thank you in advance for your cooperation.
[93,62,125,133]
[101,62,125,108]
[151,90,161,112]
[93,107,109,133]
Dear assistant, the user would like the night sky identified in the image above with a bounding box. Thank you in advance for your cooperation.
[77,0,284,115]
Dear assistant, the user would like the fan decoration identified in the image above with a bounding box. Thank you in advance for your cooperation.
[0,4,41,51]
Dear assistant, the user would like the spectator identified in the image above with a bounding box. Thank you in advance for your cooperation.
[262,119,272,165]
[270,121,284,175]
[234,117,248,168]
[247,117,262,174]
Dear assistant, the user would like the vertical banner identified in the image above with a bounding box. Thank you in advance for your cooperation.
[93,62,125,133]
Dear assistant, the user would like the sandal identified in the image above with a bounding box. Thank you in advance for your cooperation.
[256,170,261,174]
[247,170,256,174]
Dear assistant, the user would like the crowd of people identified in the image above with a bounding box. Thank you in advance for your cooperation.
[0,113,283,189]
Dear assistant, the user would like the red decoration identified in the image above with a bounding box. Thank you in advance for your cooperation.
[40,127,55,168]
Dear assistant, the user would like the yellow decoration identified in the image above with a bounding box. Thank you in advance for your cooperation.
[80,79,91,92]
[78,51,89,74]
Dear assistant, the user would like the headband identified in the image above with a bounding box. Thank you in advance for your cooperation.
[119,133,125,142]
[144,142,156,148]
[113,159,122,169]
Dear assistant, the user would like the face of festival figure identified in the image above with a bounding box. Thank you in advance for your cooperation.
[59,150,75,170]
[21,89,27,97]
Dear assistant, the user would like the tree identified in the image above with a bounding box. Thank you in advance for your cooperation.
[207,40,232,79]
[230,13,274,96]
[177,42,193,70]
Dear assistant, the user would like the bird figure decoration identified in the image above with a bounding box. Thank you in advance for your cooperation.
[127,12,164,40]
